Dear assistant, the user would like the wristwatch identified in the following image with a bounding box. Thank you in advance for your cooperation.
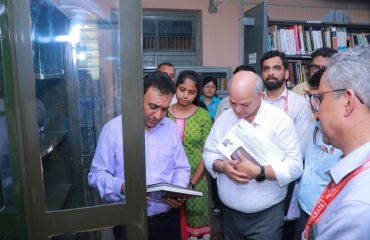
[255,165,266,182]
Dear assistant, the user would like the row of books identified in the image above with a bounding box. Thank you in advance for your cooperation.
[268,25,370,56]
[287,61,310,88]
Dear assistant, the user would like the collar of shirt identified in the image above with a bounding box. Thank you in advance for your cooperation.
[313,121,331,148]
[145,117,167,133]
[200,95,219,104]
[251,100,277,129]
[329,141,370,184]
[262,86,288,103]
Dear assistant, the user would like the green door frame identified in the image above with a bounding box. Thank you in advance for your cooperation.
[0,0,28,238]
[1,0,147,239]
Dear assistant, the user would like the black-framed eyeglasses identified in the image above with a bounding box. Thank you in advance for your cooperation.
[309,64,327,73]
[304,88,365,112]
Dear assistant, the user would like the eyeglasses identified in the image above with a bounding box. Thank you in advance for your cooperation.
[204,84,216,90]
[309,64,327,73]
[304,89,365,112]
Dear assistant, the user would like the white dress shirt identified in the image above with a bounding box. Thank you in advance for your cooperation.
[203,100,302,213]
[263,87,311,154]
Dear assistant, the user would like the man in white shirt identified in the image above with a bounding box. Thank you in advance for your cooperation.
[203,71,302,240]
[261,50,311,154]
[260,50,311,239]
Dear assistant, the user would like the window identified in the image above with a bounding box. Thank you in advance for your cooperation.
[143,11,199,52]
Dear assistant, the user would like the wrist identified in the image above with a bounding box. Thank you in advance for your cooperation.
[255,165,266,182]
[188,181,196,189]
[212,159,223,173]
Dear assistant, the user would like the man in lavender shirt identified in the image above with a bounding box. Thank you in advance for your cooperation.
[88,71,191,240]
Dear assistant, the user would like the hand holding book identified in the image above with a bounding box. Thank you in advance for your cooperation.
[233,150,261,180]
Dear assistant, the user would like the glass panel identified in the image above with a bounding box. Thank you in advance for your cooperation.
[30,0,124,211]
[49,226,126,240]
[0,40,16,213]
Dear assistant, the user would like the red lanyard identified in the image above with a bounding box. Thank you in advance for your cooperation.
[313,126,334,155]
[304,158,370,240]
[284,88,289,113]
[263,88,289,113]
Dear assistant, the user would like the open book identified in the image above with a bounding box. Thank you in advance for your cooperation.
[217,119,285,165]
[147,183,203,200]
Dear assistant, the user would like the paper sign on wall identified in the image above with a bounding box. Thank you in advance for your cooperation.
[248,53,257,64]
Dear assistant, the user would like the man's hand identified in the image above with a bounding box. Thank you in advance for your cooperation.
[214,159,249,184]
[163,197,185,208]
[234,150,260,180]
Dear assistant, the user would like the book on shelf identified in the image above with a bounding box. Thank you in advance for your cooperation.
[216,119,285,166]
[147,183,203,200]
[268,24,368,56]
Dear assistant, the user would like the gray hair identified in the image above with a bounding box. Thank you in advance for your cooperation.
[325,46,370,107]
[254,74,264,96]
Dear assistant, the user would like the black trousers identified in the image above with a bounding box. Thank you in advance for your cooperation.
[113,208,181,240]
[211,177,221,207]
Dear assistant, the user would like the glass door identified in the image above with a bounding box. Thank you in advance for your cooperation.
[5,0,146,239]
[0,0,28,238]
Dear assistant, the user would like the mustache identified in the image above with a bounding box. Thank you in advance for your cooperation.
[267,77,278,81]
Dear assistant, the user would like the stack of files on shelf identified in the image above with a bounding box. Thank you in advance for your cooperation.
[216,77,228,91]
[348,32,370,47]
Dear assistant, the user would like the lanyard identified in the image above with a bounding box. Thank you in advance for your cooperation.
[313,126,334,155]
[284,88,289,113]
[264,88,289,113]
[304,158,370,240]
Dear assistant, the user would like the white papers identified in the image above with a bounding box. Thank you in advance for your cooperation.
[217,119,285,165]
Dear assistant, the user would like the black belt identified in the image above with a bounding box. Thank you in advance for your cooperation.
[148,208,178,223]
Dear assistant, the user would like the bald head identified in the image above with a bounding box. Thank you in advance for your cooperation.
[229,71,263,121]
[230,71,262,98]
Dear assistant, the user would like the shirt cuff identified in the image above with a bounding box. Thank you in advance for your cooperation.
[269,160,291,187]
[113,177,125,197]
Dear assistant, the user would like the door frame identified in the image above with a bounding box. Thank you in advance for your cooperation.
[6,0,147,239]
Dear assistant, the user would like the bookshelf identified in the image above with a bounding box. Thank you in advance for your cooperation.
[175,66,231,98]
[244,1,370,88]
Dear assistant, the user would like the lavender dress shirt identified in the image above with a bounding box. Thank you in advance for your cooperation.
[88,115,190,216]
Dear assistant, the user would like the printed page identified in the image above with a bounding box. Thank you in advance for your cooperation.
[217,119,285,165]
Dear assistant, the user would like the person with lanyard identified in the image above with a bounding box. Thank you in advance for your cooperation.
[203,71,302,240]
[303,46,370,240]
[200,76,221,121]
[167,70,213,239]
[296,69,342,238]
[88,71,190,240]
[260,50,311,239]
